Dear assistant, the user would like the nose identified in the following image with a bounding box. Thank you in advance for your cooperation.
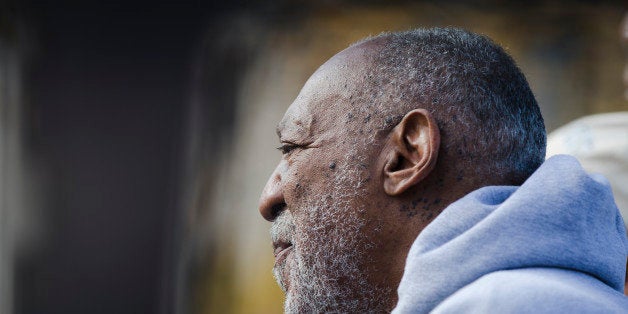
[259,163,286,221]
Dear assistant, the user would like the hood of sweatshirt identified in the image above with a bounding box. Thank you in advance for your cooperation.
[393,155,628,313]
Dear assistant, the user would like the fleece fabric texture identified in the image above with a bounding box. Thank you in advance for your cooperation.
[392,155,628,313]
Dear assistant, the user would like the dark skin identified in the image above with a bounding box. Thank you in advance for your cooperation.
[259,39,483,311]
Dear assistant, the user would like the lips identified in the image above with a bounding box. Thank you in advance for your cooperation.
[273,241,294,266]
[270,212,296,291]
[272,240,294,292]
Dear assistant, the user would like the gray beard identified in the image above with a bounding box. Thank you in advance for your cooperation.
[270,158,391,313]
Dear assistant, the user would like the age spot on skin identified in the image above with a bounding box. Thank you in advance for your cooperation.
[294,183,305,196]
[436,178,445,188]
[411,197,428,209]
[411,199,419,209]
[399,204,418,218]
[424,212,434,221]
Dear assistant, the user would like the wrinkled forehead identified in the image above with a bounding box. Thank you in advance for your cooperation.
[277,43,378,136]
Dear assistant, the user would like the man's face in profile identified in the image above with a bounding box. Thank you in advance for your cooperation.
[258,45,404,312]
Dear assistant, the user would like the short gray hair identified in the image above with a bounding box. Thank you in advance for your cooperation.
[361,28,546,184]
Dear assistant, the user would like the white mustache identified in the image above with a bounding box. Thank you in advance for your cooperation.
[270,211,295,245]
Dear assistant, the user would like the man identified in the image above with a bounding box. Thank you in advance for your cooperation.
[258,28,628,313]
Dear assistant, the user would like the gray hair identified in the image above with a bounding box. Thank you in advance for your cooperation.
[360,28,546,184]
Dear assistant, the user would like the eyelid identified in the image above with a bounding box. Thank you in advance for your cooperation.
[276,143,301,154]
[277,139,318,155]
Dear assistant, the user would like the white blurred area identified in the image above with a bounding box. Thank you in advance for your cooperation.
[0,14,42,314]
[547,112,628,228]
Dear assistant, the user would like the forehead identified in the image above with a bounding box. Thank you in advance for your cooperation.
[277,44,375,137]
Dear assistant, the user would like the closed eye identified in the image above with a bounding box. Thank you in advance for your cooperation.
[276,143,301,154]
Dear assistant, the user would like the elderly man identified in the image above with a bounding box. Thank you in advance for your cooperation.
[258,28,628,313]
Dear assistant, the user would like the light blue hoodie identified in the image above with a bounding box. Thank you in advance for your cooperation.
[393,155,628,313]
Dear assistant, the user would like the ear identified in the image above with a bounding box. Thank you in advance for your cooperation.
[383,109,440,196]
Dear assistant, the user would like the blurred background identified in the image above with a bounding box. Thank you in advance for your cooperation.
[0,0,626,313]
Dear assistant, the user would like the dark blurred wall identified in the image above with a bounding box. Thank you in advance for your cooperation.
[15,1,212,313]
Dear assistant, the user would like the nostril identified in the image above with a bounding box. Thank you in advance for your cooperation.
[270,202,286,221]
[259,167,285,221]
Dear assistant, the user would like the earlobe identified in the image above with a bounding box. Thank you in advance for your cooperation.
[383,109,440,196]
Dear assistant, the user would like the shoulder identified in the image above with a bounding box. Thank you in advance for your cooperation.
[432,268,628,314]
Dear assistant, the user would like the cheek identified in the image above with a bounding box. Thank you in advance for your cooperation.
[284,154,337,206]
[292,181,307,200]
